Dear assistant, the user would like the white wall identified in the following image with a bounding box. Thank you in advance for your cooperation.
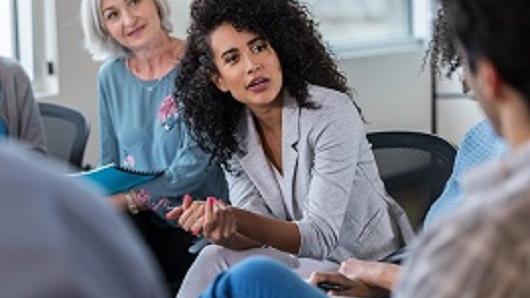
[435,70,485,145]
[43,0,431,166]
[340,51,431,133]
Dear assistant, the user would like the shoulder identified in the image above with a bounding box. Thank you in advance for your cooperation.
[0,57,30,85]
[0,142,165,296]
[460,119,507,154]
[457,120,506,168]
[0,142,85,197]
[407,195,530,281]
[307,84,353,110]
[301,84,362,127]
[98,57,125,80]
[0,141,133,240]
[462,120,497,145]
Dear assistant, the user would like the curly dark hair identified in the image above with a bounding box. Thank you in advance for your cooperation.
[425,0,462,80]
[175,0,356,169]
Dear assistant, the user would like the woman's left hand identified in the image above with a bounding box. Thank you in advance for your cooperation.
[202,197,237,245]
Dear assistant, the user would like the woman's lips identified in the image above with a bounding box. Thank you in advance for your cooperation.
[127,24,146,37]
[247,78,270,92]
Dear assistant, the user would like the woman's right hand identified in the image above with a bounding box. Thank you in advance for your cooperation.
[201,197,237,245]
[166,194,206,235]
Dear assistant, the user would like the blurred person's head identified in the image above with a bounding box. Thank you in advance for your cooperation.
[442,0,530,143]
[0,142,167,298]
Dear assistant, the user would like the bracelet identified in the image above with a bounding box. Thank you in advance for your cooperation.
[125,191,139,214]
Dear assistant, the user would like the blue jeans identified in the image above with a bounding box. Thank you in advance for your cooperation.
[200,257,327,298]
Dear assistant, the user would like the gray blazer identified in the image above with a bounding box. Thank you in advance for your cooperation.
[226,85,414,262]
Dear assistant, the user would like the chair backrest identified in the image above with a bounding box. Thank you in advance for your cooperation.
[367,131,456,231]
[38,102,90,169]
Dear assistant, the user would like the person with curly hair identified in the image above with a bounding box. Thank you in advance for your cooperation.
[165,0,414,296]
[195,0,530,296]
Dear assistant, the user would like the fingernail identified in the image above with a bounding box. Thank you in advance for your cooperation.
[207,197,215,205]
[207,196,218,203]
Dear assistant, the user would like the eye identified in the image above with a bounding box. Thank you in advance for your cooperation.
[250,40,269,53]
[224,53,239,65]
[104,11,118,20]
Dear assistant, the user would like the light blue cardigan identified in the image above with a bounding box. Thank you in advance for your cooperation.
[98,57,227,218]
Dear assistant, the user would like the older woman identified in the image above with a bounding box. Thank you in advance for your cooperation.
[80,0,227,293]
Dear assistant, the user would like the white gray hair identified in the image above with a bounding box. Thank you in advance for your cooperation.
[81,0,173,61]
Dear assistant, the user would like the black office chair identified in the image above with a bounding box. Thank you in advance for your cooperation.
[38,102,90,169]
[367,131,457,231]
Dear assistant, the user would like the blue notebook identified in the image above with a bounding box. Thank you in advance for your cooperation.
[70,163,163,195]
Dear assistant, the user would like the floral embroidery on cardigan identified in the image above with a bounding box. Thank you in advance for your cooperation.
[123,153,136,168]
[158,95,178,131]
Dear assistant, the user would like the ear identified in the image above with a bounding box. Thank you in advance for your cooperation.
[477,58,502,100]
[211,74,229,93]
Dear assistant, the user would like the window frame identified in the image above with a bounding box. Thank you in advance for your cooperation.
[5,0,58,96]
[306,0,431,59]
[0,0,17,59]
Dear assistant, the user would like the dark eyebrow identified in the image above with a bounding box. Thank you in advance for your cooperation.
[220,37,265,59]
[247,37,265,46]
[220,48,238,59]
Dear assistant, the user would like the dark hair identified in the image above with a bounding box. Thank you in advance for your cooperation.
[425,0,462,79]
[448,0,530,100]
[174,0,355,169]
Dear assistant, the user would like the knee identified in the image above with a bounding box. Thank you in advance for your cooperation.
[229,257,291,284]
[194,244,230,268]
[198,244,225,259]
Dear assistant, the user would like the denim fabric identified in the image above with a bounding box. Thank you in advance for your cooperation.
[200,257,327,298]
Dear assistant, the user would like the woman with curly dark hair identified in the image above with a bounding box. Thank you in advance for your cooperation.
[189,1,507,297]
[166,0,413,296]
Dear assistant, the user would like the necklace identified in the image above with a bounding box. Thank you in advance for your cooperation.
[125,39,183,92]
[125,58,172,92]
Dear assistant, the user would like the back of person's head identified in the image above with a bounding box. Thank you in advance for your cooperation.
[448,0,530,101]
[0,142,167,298]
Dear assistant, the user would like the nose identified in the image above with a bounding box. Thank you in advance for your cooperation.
[122,9,137,27]
[244,54,262,74]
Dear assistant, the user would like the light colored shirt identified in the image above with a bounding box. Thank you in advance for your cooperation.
[98,58,227,217]
[0,142,167,298]
[396,141,530,298]
[0,57,47,152]
[423,120,505,228]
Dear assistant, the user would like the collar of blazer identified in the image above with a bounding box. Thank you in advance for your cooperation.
[234,90,302,219]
